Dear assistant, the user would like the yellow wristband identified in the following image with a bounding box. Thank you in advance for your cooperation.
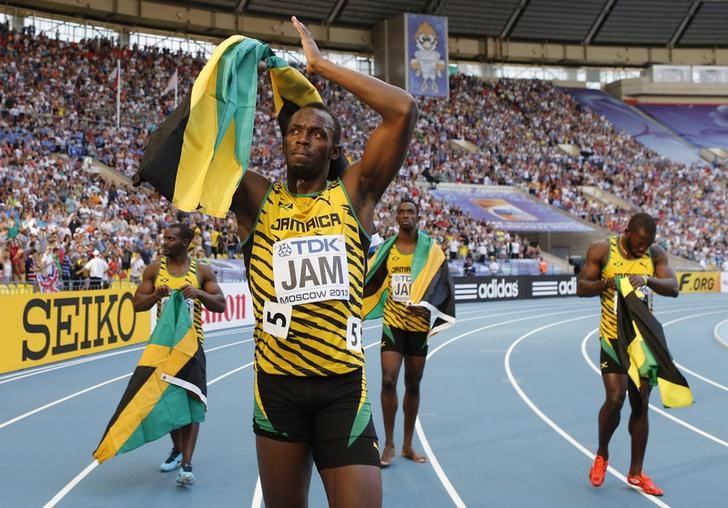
[642,275,649,286]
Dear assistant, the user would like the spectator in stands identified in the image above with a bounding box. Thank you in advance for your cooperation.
[224,229,239,259]
[0,248,11,282]
[488,256,500,275]
[448,235,459,261]
[24,248,37,287]
[538,257,548,274]
[463,256,476,277]
[10,240,25,281]
[60,249,72,290]
[129,251,145,284]
[84,249,108,290]
[1,23,725,290]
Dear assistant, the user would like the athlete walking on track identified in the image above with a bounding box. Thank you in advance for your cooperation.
[229,16,417,508]
[577,212,678,496]
[133,223,226,486]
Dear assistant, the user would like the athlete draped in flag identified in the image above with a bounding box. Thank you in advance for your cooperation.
[229,16,417,508]
[133,223,225,485]
[577,213,678,496]
[364,199,454,467]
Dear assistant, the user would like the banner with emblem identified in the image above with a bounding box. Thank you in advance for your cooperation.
[405,14,449,98]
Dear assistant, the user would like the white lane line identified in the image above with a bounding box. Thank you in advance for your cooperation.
[580,310,728,449]
[43,359,256,508]
[1,374,132,430]
[0,339,253,430]
[37,302,709,507]
[251,477,263,508]
[44,460,100,508]
[44,324,381,508]
[414,419,465,508]
[0,347,146,384]
[505,315,671,508]
[411,307,591,508]
[0,326,251,384]
[660,312,728,393]
[714,318,728,349]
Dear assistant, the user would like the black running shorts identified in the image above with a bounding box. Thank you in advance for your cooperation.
[380,325,429,356]
[599,338,627,375]
[252,368,380,470]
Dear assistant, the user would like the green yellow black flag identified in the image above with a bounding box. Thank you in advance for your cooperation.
[609,277,693,408]
[363,230,455,336]
[134,35,348,217]
[93,291,207,463]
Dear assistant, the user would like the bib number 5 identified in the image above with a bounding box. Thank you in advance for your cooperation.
[346,317,362,353]
[263,301,292,339]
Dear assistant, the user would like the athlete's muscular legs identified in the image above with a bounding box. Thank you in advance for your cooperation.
[380,350,403,466]
[596,372,628,460]
[627,378,652,475]
[402,355,427,463]
[256,436,313,508]
[320,464,382,508]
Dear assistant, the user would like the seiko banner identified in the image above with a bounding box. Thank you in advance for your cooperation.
[453,275,578,303]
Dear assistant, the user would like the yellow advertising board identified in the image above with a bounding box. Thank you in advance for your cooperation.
[676,272,721,294]
[0,287,151,374]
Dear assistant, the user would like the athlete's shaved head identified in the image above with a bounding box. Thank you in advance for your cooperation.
[626,213,656,237]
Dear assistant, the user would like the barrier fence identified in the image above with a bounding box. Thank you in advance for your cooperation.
[0,273,724,374]
[0,282,253,374]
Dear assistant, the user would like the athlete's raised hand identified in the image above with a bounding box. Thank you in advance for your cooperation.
[291,16,323,74]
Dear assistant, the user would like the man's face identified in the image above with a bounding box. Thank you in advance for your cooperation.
[284,108,339,179]
[396,202,419,233]
[624,228,654,259]
[162,228,186,257]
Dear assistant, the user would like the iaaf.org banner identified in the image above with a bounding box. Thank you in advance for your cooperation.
[453,275,578,303]
[151,281,254,331]
[676,272,721,294]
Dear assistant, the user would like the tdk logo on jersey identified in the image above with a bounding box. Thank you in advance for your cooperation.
[277,237,343,257]
[478,279,519,299]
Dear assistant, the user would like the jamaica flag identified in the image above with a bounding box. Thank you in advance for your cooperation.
[93,291,207,463]
[134,35,348,218]
[608,277,693,408]
[363,230,455,336]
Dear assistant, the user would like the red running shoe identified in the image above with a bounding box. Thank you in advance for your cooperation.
[627,472,664,496]
[589,455,608,487]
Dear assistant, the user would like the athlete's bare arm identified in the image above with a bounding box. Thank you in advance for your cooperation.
[577,241,610,297]
[180,264,227,312]
[645,245,678,297]
[291,17,418,233]
[230,171,270,243]
[133,262,165,311]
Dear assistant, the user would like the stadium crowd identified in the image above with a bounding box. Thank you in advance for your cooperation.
[1,25,726,291]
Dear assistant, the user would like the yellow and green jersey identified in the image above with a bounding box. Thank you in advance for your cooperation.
[383,247,429,332]
[245,180,370,376]
[155,257,204,345]
[600,236,654,339]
